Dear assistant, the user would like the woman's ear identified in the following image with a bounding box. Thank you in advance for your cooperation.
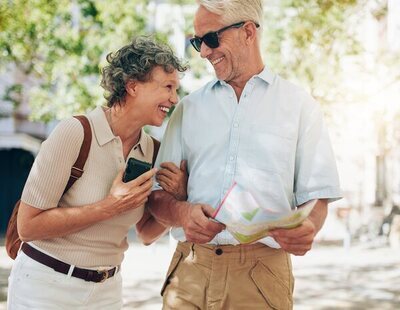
[126,80,137,97]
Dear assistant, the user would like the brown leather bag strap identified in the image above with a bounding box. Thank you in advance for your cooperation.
[63,115,92,194]
[5,115,92,260]
[151,136,160,167]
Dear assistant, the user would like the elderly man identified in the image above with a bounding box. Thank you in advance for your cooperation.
[149,0,342,309]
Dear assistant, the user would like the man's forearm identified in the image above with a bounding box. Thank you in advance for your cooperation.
[147,190,189,227]
[308,199,328,233]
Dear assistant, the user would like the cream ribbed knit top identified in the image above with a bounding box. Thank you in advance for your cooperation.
[21,106,154,267]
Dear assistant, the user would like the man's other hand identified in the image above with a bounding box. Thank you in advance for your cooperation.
[269,218,317,256]
[182,204,225,243]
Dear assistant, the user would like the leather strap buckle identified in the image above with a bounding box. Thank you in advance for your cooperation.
[70,167,84,179]
[98,269,109,283]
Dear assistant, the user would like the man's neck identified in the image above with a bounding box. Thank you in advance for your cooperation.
[228,63,264,102]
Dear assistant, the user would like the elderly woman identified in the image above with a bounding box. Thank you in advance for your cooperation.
[7,36,187,309]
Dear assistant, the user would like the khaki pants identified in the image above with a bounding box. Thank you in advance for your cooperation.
[162,242,294,310]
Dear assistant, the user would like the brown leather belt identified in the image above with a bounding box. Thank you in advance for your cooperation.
[21,243,118,283]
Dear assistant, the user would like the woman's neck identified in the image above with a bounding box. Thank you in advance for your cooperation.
[106,107,141,146]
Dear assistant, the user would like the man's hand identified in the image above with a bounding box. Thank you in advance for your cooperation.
[147,191,225,243]
[181,204,225,243]
[269,219,316,256]
[269,199,328,256]
[156,160,188,201]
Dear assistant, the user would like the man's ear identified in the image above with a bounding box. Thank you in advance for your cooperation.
[243,22,258,45]
[126,80,137,96]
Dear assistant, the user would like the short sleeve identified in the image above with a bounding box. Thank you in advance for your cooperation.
[21,118,84,209]
[152,102,184,191]
[294,95,342,205]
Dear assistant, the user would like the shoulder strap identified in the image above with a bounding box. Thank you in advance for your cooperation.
[151,136,160,167]
[63,115,92,194]
[5,115,92,260]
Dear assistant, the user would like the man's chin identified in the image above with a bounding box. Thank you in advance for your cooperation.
[215,72,227,81]
[215,70,232,82]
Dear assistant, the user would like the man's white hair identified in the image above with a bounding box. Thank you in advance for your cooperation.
[197,0,263,32]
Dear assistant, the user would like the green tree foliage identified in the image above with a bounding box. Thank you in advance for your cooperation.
[1,0,397,122]
[0,0,169,122]
[264,0,362,104]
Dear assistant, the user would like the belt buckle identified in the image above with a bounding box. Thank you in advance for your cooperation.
[97,269,109,283]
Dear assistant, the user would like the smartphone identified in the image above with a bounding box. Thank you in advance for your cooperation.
[123,158,152,183]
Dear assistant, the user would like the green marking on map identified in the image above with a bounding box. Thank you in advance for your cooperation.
[241,208,260,221]
[226,200,317,244]
[233,230,269,244]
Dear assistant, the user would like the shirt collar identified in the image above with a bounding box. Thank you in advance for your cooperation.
[88,106,115,147]
[88,106,148,157]
[210,66,275,89]
[134,128,149,158]
[255,66,275,85]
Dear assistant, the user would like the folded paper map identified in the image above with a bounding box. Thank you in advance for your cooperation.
[213,182,317,244]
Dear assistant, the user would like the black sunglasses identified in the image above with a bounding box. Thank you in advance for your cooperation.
[190,21,259,52]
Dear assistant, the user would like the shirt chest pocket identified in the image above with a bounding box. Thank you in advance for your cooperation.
[241,127,295,173]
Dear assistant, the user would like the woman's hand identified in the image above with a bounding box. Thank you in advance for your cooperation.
[156,160,188,201]
[108,168,157,214]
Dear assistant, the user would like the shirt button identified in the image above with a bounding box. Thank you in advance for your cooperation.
[229,156,234,161]
[215,248,223,255]
[233,123,238,128]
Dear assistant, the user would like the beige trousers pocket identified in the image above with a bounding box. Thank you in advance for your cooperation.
[250,260,293,310]
[160,251,183,296]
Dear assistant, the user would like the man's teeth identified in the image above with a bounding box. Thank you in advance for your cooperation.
[211,57,224,65]
[160,106,170,113]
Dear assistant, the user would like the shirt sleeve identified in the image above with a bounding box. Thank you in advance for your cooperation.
[21,118,84,210]
[152,102,184,191]
[294,94,342,205]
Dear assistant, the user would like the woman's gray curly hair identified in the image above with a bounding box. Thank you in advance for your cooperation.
[101,36,187,107]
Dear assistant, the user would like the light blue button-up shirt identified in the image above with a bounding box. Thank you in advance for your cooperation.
[154,67,342,247]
